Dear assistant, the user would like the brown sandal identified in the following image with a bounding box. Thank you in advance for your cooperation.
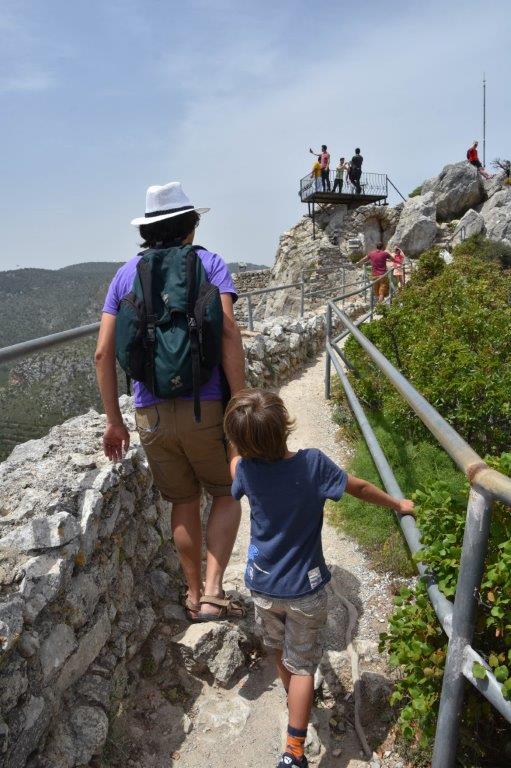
[196,592,247,622]
[179,592,202,622]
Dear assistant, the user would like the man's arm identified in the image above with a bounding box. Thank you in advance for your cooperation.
[220,293,246,396]
[95,313,130,461]
[346,475,414,515]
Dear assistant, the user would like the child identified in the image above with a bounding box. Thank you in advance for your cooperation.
[224,389,414,768]
[392,246,406,288]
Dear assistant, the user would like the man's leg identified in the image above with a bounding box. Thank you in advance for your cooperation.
[201,494,241,616]
[170,497,203,610]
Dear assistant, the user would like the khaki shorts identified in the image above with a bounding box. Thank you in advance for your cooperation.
[252,587,328,675]
[135,400,232,503]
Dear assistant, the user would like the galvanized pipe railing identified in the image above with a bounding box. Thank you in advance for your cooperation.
[325,300,511,767]
[0,264,373,362]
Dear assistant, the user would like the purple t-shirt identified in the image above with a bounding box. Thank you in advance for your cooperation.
[102,248,237,408]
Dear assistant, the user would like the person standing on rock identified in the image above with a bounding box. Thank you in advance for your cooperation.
[466,141,493,180]
[224,389,414,768]
[332,157,349,194]
[357,242,392,302]
[391,246,406,288]
[349,147,363,194]
[95,181,247,622]
[309,145,331,191]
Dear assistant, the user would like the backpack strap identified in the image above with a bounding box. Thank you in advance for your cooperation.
[136,257,157,395]
[186,247,202,423]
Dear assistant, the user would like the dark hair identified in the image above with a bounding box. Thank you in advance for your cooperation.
[340,157,345,161]
[376,242,384,250]
[355,147,361,154]
[139,211,200,248]
[224,389,295,462]
[321,145,327,151]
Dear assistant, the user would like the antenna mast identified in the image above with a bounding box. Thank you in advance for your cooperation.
[483,73,486,167]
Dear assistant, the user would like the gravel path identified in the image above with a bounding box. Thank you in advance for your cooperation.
[174,353,399,768]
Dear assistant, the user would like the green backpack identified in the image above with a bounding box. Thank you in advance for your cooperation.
[115,244,223,422]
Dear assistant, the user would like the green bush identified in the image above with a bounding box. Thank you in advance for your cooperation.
[413,247,445,284]
[380,453,511,761]
[453,233,511,269]
[409,185,423,198]
[344,248,511,455]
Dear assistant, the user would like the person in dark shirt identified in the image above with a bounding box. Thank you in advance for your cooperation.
[224,389,414,768]
[349,147,363,194]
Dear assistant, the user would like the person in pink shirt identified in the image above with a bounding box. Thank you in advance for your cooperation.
[309,144,331,191]
[357,242,392,302]
[391,246,406,288]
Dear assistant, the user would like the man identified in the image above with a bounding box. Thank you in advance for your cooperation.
[332,157,349,193]
[349,147,363,194]
[309,145,331,191]
[466,141,493,180]
[95,181,246,622]
[357,241,392,302]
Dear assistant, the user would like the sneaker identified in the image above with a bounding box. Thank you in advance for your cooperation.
[277,754,309,768]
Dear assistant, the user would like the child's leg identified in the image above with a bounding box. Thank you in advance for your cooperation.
[275,649,291,693]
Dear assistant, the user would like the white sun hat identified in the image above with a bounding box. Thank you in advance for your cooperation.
[130,182,210,226]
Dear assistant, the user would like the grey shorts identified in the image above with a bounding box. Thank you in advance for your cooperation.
[251,587,328,675]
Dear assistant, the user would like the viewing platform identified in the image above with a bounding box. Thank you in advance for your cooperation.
[299,170,389,238]
[299,170,389,205]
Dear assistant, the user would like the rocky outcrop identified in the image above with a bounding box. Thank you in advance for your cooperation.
[480,188,511,245]
[387,192,438,256]
[422,161,485,221]
[452,208,485,245]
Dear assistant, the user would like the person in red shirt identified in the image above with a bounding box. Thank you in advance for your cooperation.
[357,242,393,302]
[466,141,492,180]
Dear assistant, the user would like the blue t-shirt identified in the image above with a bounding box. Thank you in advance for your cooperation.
[231,448,348,598]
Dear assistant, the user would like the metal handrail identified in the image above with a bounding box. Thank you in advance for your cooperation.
[0,264,374,364]
[325,297,511,767]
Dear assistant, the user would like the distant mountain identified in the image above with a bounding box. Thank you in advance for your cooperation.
[227,262,269,274]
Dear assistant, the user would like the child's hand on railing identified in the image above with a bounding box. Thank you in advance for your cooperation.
[397,499,415,516]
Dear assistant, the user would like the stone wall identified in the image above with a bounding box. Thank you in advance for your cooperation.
[0,302,368,768]
[232,269,271,294]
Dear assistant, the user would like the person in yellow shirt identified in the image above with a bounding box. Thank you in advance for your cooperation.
[311,157,322,192]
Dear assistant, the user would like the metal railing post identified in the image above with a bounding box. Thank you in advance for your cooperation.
[370,282,375,320]
[247,294,254,331]
[432,489,493,768]
[341,265,346,307]
[300,270,305,317]
[325,303,332,399]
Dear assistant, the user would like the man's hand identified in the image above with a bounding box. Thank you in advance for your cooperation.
[103,422,130,462]
[397,499,415,516]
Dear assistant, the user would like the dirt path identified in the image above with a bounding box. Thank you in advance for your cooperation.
[173,353,399,768]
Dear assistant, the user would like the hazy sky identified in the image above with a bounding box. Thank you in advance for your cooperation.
[1,0,510,271]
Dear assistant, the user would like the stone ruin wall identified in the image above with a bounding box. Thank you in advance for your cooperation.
[0,304,367,768]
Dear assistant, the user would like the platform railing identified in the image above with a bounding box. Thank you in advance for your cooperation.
[299,170,388,202]
[324,286,511,767]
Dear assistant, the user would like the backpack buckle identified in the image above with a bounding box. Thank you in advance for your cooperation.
[187,316,197,331]
[146,323,156,342]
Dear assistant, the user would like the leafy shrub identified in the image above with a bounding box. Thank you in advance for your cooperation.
[453,233,511,269]
[409,185,423,198]
[344,248,511,455]
[413,247,445,284]
[380,453,511,760]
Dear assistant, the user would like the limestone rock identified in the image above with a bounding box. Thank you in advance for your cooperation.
[79,674,112,708]
[20,554,69,622]
[387,192,438,256]
[0,654,28,713]
[57,608,111,694]
[6,695,51,768]
[452,208,485,245]
[422,161,485,220]
[0,596,24,652]
[40,623,77,683]
[480,188,511,244]
[44,705,108,767]
[171,622,246,685]
[0,512,80,554]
